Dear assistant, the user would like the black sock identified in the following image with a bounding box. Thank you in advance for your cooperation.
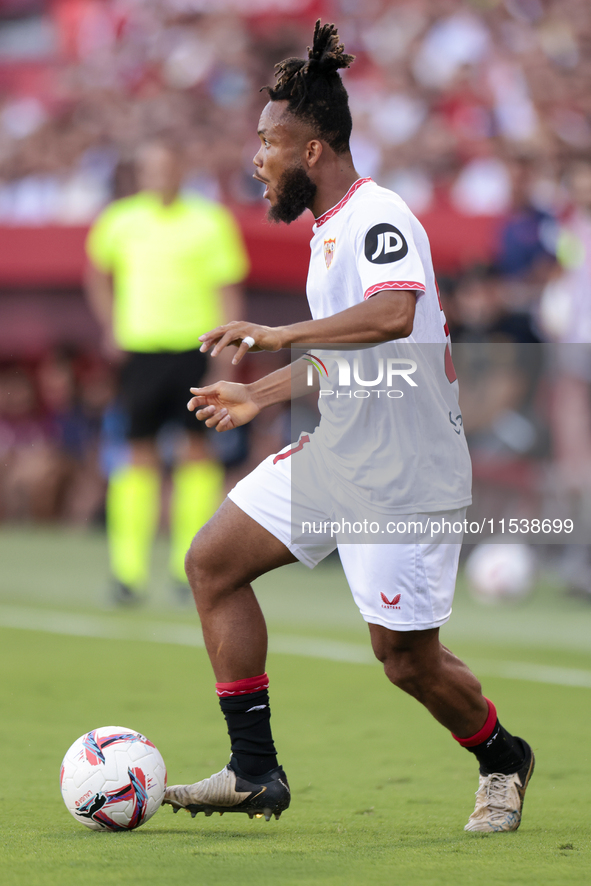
[467,720,527,776]
[219,689,278,777]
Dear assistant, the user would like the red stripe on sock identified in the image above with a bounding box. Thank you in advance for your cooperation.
[215,673,269,697]
[452,698,497,747]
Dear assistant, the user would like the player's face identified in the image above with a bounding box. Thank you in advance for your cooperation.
[253,101,317,224]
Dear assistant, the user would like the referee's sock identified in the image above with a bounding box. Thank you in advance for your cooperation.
[170,459,223,583]
[107,464,160,590]
[216,674,279,777]
[453,698,527,775]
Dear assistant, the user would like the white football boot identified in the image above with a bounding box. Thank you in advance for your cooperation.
[465,740,535,832]
[164,760,290,821]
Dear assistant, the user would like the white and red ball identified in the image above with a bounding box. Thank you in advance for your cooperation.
[465,543,536,602]
[60,726,167,831]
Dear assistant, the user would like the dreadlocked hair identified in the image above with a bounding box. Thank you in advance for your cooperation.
[262,20,355,154]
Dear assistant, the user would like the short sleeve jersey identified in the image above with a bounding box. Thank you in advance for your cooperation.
[307,178,446,340]
[86,192,249,352]
[303,178,472,514]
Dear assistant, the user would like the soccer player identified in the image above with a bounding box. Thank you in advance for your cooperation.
[164,22,534,832]
[86,139,249,603]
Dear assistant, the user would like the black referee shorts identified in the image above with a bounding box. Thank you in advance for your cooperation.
[119,348,208,440]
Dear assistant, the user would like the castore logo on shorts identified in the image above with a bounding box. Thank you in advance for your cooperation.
[381,593,401,610]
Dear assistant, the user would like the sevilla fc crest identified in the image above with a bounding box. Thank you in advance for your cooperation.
[324,238,336,269]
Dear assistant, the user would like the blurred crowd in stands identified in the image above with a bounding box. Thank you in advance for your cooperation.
[1,0,591,223]
[0,349,113,521]
[1,0,591,544]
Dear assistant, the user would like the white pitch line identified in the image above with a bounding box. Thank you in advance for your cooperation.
[0,604,373,664]
[0,605,204,648]
[469,659,591,689]
[1,605,591,688]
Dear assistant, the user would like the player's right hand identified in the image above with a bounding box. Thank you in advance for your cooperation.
[188,381,260,432]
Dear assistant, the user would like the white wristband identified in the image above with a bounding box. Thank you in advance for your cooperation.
[242,335,256,349]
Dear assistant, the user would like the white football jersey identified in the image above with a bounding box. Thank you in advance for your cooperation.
[308,177,446,339]
[299,178,472,515]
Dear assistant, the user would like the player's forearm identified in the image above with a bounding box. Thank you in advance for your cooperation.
[274,291,415,348]
[248,358,317,410]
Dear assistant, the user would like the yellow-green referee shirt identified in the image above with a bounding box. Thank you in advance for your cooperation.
[86,192,249,352]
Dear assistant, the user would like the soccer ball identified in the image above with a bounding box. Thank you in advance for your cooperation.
[60,726,167,831]
[465,543,536,603]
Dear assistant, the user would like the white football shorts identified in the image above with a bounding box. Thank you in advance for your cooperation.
[228,439,463,632]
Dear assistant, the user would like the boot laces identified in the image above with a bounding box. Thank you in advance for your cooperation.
[482,772,516,814]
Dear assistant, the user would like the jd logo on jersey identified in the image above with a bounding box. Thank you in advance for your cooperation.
[365,223,408,264]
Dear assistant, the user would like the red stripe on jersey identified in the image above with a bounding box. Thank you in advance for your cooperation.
[445,343,457,383]
[273,434,310,465]
[364,281,426,300]
[315,178,373,228]
[435,277,443,311]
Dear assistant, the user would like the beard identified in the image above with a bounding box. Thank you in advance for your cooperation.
[267,164,317,224]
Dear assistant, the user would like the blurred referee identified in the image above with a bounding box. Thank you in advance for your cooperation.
[85,139,249,603]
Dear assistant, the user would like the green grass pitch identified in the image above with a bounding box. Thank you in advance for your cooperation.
[0,527,590,885]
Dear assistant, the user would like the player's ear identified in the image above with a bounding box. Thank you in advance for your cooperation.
[305,139,323,169]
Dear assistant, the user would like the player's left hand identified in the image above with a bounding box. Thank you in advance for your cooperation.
[188,380,260,431]
[199,321,284,365]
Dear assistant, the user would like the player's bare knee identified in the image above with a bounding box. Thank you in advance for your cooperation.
[369,626,442,696]
[185,532,205,580]
[184,527,251,614]
[380,649,433,698]
[184,531,223,606]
